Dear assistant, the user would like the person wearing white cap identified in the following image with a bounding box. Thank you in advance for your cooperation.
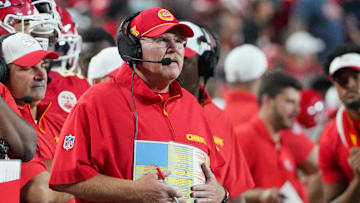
[87,46,123,85]
[178,21,254,203]
[0,32,73,202]
[223,44,268,126]
[319,44,360,203]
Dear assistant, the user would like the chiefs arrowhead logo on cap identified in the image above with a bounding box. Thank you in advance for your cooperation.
[158,9,174,21]
[22,37,36,47]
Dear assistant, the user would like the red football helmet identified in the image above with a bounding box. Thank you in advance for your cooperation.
[297,89,326,129]
[53,6,81,73]
[0,0,36,35]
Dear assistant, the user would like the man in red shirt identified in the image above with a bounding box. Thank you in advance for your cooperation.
[34,5,90,121]
[319,43,360,202]
[177,21,254,202]
[0,32,73,202]
[236,71,317,203]
[49,7,229,203]
[224,44,268,126]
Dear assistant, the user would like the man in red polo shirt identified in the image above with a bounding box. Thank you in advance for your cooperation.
[34,6,90,121]
[236,71,317,203]
[319,44,360,202]
[0,32,73,202]
[49,7,229,203]
[224,44,268,126]
[177,21,254,201]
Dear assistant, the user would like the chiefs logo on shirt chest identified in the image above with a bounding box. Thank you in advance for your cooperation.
[186,134,207,145]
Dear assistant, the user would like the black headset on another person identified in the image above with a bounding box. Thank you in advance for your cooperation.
[0,33,15,84]
[195,23,220,82]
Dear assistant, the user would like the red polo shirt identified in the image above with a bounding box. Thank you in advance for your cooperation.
[236,116,309,203]
[19,103,63,161]
[319,119,353,183]
[49,63,224,203]
[200,86,254,197]
[0,83,20,114]
[41,69,90,121]
[281,128,315,166]
[224,90,258,126]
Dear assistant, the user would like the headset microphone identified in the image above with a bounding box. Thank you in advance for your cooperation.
[129,57,172,65]
[14,96,33,104]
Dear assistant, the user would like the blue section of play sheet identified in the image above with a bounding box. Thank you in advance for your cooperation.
[134,141,168,167]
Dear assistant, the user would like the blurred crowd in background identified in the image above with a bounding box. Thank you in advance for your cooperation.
[57,0,360,141]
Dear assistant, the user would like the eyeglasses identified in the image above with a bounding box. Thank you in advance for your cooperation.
[141,36,186,49]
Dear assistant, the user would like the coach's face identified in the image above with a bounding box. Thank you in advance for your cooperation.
[7,60,47,107]
[137,27,186,88]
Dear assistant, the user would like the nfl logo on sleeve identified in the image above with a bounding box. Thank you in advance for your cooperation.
[63,134,75,150]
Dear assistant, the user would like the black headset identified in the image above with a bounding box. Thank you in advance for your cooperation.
[193,23,220,82]
[116,12,142,67]
[0,33,16,84]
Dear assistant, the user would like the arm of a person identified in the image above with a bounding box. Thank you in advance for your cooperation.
[21,171,73,203]
[298,145,323,203]
[298,145,319,175]
[229,194,246,203]
[53,172,185,202]
[323,147,360,203]
[0,97,37,161]
[323,179,360,203]
[242,188,286,203]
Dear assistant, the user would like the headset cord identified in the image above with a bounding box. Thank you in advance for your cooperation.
[131,63,139,178]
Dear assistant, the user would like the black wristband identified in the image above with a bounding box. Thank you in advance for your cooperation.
[222,187,230,203]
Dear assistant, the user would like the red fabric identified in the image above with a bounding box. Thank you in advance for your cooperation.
[20,154,46,188]
[0,179,20,203]
[281,129,315,166]
[19,103,63,161]
[49,63,224,202]
[0,83,21,115]
[319,119,354,183]
[200,86,254,197]
[102,19,119,39]
[224,90,258,126]
[129,7,193,38]
[342,111,360,147]
[41,69,90,121]
[235,116,309,203]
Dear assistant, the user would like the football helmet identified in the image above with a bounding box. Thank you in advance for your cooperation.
[30,0,61,50]
[0,0,37,35]
[53,6,81,73]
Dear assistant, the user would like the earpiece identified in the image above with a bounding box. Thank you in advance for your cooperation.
[116,12,142,66]
[0,33,16,84]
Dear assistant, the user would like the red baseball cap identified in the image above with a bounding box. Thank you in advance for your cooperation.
[129,7,194,38]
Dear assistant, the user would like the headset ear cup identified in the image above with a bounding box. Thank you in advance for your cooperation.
[116,13,142,63]
[0,58,9,84]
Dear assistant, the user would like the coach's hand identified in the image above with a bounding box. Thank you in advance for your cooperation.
[191,163,226,203]
[133,171,185,203]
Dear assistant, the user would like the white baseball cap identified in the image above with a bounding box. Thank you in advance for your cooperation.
[285,31,324,57]
[329,53,360,77]
[2,33,58,67]
[180,21,212,57]
[224,44,268,83]
[87,47,123,85]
